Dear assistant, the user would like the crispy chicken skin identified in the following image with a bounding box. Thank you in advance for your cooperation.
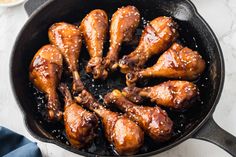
[75,90,144,155]
[48,22,84,94]
[59,84,98,148]
[103,6,140,71]
[29,45,63,121]
[126,43,206,86]
[80,9,109,79]
[122,81,199,110]
[104,90,173,142]
[119,16,178,73]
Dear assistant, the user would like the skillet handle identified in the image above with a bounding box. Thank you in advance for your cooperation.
[24,0,48,16]
[193,116,236,156]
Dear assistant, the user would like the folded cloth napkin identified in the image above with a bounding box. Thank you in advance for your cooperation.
[0,126,42,157]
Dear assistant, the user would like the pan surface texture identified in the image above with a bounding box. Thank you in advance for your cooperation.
[10,0,236,156]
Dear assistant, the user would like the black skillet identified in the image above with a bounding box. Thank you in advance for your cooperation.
[10,0,236,156]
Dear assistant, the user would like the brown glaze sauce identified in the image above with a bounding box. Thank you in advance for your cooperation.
[29,16,210,156]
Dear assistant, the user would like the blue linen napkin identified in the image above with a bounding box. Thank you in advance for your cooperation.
[0,126,42,157]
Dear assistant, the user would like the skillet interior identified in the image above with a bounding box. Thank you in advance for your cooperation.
[11,0,224,156]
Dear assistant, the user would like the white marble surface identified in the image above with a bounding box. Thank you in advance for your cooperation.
[0,0,236,157]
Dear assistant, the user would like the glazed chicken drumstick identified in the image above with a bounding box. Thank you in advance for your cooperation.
[76,90,144,155]
[122,81,199,110]
[126,43,206,86]
[119,16,178,73]
[59,84,98,148]
[80,9,109,79]
[29,45,63,121]
[48,22,84,94]
[103,5,140,71]
[104,90,173,142]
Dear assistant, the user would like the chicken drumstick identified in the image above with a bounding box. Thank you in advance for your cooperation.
[126,43,206,86]
[119,16,178,73]
[80,9,108,79]
[49,22,84,94]
[122,81,199,110]
[59,84,98,148]
[103,6,140,72]
[29,45,63,121]
[104,90,173,142]
[76,90,144,155]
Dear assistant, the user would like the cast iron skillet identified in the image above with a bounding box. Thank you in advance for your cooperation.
[10,0,236,156]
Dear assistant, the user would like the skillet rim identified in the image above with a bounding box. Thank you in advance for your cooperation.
[10,0,225,156]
